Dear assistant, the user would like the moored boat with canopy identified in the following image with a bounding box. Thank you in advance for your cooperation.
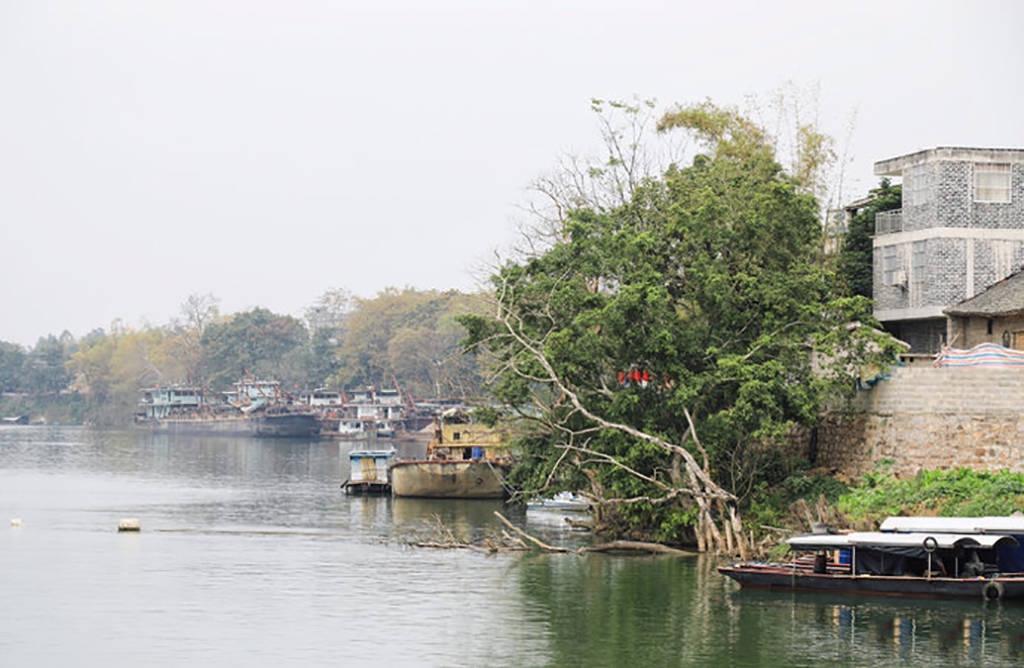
[719,521,1024,601]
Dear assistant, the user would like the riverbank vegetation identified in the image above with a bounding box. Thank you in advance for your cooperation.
[462,99,901,553]
[742,465,1024,553]
[0,392,88,425]
[838,466,1024,525]
[0,288,486,425]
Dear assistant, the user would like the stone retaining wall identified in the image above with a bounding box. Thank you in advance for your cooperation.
[815,367,1024,477]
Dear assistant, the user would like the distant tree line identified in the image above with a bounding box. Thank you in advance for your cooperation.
[0,287,486,425]
[0,334,75,396]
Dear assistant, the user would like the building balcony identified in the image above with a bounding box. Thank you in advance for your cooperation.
[874,209,903,235]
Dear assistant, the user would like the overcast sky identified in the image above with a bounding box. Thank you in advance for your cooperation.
[1,0,1022,346]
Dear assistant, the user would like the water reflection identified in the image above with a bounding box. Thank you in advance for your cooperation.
[4,426,1024,666]
[515,554,703,665]
[722,585,1024,666]
[512,551,1024,666]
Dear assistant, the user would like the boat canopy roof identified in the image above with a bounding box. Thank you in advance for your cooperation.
[787,531,1018,552]
[349,447,396,457]
[879,516,1024,534]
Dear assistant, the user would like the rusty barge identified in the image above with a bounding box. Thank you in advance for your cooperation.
[389,409,514,499]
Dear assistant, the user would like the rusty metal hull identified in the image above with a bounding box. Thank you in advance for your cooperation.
[390,460,510,499]
[138,413,319,438]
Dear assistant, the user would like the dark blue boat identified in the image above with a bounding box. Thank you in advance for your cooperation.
[720,527,1024,601]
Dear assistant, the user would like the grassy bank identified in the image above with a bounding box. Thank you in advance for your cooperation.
[742,464,1024,557]
[837,465,1024,526]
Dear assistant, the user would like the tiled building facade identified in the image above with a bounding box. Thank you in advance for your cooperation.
[872,147,1024,352]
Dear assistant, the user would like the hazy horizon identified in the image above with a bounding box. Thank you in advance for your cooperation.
[3,1,1022,347]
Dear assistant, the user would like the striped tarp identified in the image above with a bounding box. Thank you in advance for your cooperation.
[933,342,1024,368]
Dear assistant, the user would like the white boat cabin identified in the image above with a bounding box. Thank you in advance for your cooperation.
[307,388,342,407]
[348,448,396,485]
[138,386,204,419]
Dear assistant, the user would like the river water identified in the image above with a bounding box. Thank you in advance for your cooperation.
[1,426,1023,666]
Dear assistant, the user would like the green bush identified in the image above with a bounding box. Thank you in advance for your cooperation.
[838,467,1024,525]
[743,467,851,534]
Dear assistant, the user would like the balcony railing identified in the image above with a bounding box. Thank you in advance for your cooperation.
[874,209,903,235]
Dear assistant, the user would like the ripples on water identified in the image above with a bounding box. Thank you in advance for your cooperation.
[1,426,1022,666]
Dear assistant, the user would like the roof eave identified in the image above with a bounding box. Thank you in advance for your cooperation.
[944,309,1024,318]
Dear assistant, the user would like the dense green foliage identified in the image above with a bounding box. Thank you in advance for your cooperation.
[463,102,900,543]
[70,327,185,424]
[20,334,74,395]
[0,341,26,392]
[332,288,483,399]
[201,308,309,390]
[838,466,1024,525]
[0,335,76,397]
[0,392,87,424]
[744,466,851,531]
[837,179,902,298]
[2,288,485,425]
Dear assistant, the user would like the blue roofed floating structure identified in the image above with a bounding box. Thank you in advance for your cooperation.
[719,517,1024,601]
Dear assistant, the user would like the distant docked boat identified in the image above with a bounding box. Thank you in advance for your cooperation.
[136,380,318,438]
[312,384,436,439]
[719,516,1024,601]
[1,415,29,426]
[389,409,514,499]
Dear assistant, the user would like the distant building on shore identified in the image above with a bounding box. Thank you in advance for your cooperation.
[870,147,1024,353]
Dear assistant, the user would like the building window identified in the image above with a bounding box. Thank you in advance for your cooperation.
[905,165,933,206]
[911,240,926,284]
[883,245,901,285]
[974,163,1011,203]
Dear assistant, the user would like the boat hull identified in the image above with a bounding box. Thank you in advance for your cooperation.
[719,564,1024,600]
[138,413,319,438]
[390,459,510,499]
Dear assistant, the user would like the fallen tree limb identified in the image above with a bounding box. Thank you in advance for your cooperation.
[579,540,695,556]
[494,511,572,552]
[494,512,693,556]
[502,529,530,550]
[564,518,597,531]
[410,541,515,553]
[411,512,695,557]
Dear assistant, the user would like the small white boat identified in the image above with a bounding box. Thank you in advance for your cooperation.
[526,491,590,512]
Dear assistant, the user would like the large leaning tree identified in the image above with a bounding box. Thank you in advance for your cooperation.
[461,102,900,554]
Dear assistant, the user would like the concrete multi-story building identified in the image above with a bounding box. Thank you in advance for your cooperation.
[872,147,1024,352]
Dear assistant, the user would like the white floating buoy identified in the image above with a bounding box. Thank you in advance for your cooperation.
[117,518,141,532]
[10,518,22,527]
